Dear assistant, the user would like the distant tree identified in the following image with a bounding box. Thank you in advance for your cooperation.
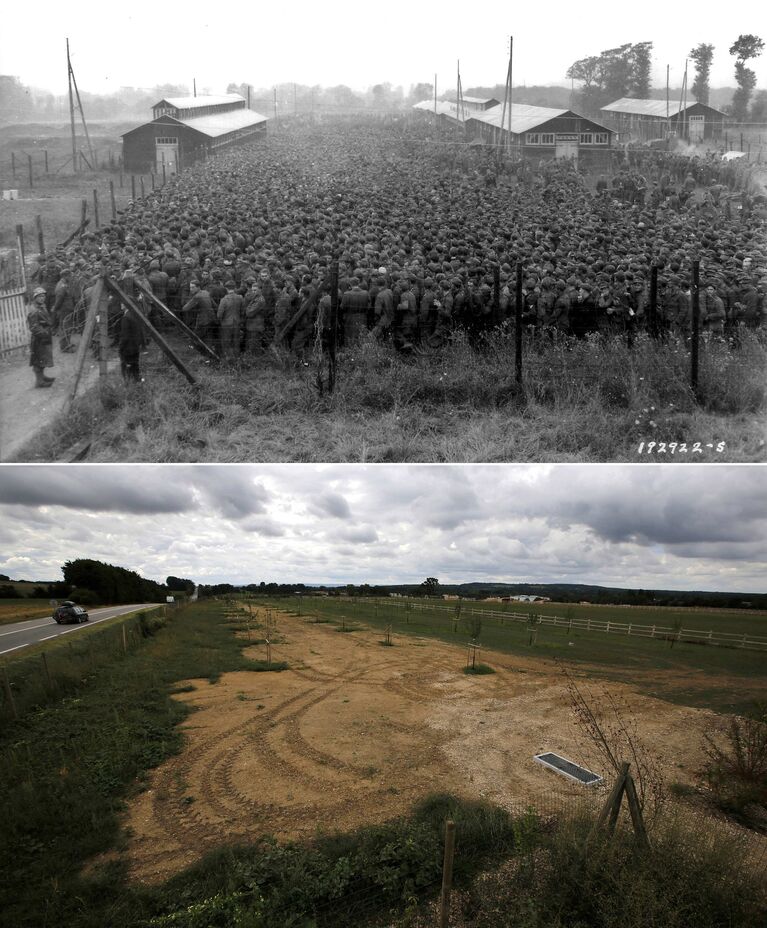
[166,576,195,593]
[729,34,765,119]
[0,574,9,581]
[631,42,653,98]
[408,82,434,105]
[689,43,715,104]
[751,88,767,122]
[421,578,440,596]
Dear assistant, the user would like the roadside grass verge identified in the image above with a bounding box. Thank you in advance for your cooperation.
[10,329,766,463]
[0,599,267,928]
[0,606,167,721]
[289,598,767,714]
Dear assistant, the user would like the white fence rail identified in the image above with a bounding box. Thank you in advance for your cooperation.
[0,287,28,355]
[326,597,767,652]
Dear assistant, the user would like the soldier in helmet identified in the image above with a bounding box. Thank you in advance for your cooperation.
[27,287,55,388]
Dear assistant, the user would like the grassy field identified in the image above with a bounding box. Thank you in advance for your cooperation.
[9,327,767,463]
[288,596,767,714]
[0,121,142,250]
[0,597,55,625]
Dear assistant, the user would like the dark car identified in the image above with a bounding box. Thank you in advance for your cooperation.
[53,601,89,624]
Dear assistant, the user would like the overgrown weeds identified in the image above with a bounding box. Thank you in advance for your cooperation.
[11,329,766,462]
[703,702,767,830]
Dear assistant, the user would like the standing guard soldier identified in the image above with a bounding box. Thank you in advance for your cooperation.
[27,287,55,388]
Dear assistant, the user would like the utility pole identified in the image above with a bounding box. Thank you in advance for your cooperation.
[508,36,514,154]
[434,72,437,119]
[67,38,77,173]
[193,77,197,98]
[273,87,278,122]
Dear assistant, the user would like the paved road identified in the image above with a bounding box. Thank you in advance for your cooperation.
[0,604,159,656]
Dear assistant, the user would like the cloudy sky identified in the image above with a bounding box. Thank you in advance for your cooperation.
[2,1,764,97]
[0,465,764,593]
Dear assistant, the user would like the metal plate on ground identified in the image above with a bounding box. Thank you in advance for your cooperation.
[534,752,603,786]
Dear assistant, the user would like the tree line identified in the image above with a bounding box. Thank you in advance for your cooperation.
[567,35,765,121]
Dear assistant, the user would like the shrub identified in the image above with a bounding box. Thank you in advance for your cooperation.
[703,702,767,828]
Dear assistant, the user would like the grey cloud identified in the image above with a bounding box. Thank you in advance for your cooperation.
[312,492,352,520]
[241,518,286,538]
[189,468,270,520]
[337,525,379,544]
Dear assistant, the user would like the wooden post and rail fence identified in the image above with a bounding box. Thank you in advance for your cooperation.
[305,596,767,653]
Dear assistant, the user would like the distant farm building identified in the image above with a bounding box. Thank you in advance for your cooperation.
[449,95,501,112]
[507,595,551,603]
[413,99,613,164]
[121,93,267,174]
[600,98,725,143]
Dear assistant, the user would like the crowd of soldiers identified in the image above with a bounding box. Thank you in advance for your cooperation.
[26,120,767,384]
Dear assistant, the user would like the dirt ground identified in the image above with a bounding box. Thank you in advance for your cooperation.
[0,342,121,461]
[118,609,750,884]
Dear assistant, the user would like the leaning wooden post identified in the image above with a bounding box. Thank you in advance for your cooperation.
[44,149,49,173]
[691,259,700,396]
[593,761,630,836]
[515,262,523,384]
[35,215,44,256]
[105,278,198,384]
[2,665,18,721]
[109,180,116,220]
[92,188,100,229]
[438,819,456,928]
[80,198,87,228]
[66,278,105,410]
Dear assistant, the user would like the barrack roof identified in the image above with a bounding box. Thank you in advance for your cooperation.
[601,97,727,117]
[122,108,267,139]
[156,93,246,109]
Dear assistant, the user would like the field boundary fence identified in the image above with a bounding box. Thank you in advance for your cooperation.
[315,596,767,653]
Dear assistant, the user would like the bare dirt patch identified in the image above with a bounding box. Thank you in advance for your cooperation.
[121,610,748,883]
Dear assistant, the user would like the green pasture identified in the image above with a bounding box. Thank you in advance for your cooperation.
[283,597,767,714]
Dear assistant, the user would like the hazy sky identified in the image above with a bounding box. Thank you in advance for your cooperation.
[0,465,764,592]
[2,1,764,97]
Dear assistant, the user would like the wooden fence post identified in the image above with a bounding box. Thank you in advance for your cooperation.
[515,262,523,384]
[122,624,127,654]
[35,214,44,255]
[41,652,52,687]
[2,665,18,720]
[92,188,99,229]
[691,259,700,395]
[44,149,49,173]
[140,176,145,198]
[110,180,116,220]
[438,819,456,928]
[15,223,25,271]
[28,154,33,189]
[131,175,136,200]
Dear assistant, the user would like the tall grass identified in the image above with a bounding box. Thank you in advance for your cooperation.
[11,329,766,462]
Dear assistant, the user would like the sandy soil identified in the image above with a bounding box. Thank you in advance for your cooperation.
[116,609,746,884]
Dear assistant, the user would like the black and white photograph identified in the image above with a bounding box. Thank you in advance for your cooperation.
[0,0,765,462]
[1,3,766,928]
